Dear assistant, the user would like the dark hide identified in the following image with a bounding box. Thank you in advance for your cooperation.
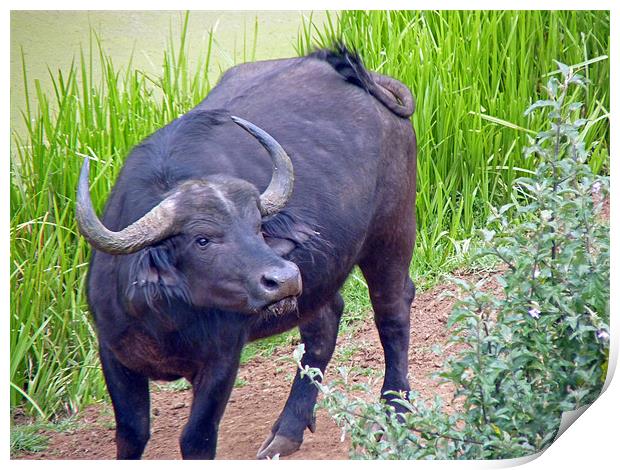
[85,46,417,459]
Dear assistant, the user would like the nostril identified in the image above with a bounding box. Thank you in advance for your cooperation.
[260,275,280,291]
[256,263,301,301]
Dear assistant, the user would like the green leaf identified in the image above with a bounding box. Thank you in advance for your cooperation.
[554,60,570,77]
[568,102,583,112]
[524,99,557,116]
[293,343,305,363]
[546,78,559,99]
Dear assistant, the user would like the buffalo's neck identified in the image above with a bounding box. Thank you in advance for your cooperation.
[106,305,252,381]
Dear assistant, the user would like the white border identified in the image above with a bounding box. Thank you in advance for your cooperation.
[4,1,617,467]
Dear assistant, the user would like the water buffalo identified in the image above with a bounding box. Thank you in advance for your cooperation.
[77,45,416,460]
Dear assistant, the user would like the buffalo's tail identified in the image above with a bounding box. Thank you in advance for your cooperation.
[309,44,415,118]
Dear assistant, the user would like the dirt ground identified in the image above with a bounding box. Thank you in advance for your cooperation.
[14,271,501,460]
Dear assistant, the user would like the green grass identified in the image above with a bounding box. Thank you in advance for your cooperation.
[10,427,50,455]
[10,416,82,455]
[10,11,609,420]
[234,377,248,388]
[153,378,192,392]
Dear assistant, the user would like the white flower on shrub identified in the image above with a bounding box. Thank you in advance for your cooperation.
[528,307,541,319]
[596,329,609,341]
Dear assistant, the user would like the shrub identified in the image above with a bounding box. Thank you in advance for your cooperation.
[295,62,610,459]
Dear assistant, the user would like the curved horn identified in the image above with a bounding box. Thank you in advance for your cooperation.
[76,158,180,254]
[231,116,294,217]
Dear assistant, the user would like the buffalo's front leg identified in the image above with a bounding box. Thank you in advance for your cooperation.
[257,294,344,459]
[180,352,242,459]
[99,345,151,459]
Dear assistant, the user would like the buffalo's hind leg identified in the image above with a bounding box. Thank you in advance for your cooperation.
[359,235,415,411]
[257,294,344,459]
[99,345,151,459]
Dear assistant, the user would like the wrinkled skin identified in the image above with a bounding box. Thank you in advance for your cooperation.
[122,178,300,316]
[86,48,417,459]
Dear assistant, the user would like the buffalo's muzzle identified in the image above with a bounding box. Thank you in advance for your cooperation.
[257,261,302,304]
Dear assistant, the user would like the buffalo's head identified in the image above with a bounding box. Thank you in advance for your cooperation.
[76,116,302,316]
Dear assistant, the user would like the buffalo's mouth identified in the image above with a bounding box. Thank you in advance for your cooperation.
[262,296,298,317]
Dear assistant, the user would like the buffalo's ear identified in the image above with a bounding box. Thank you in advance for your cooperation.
[125,244,190,314]
[264,236,296,257]
[262,211,322,258]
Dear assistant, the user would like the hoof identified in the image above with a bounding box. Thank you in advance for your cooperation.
[256,433,302,460]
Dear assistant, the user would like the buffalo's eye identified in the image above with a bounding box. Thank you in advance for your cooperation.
[195,236,210,248]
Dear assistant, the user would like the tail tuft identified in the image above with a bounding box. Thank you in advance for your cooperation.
[309,43,415,118]
[308,43,373,91]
